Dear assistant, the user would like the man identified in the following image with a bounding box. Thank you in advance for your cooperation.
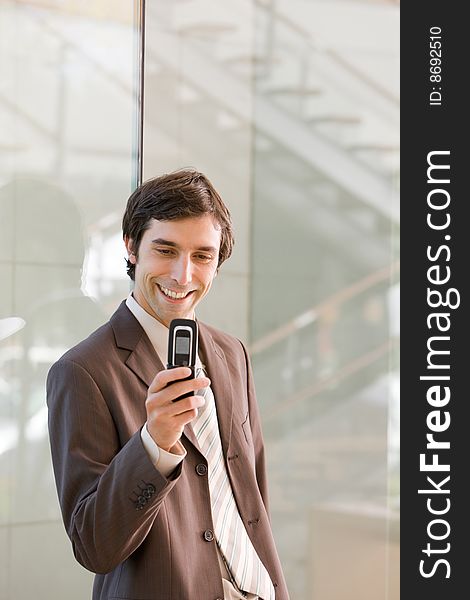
[47,169,289,600]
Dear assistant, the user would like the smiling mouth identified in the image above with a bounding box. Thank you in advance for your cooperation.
[157,284,195,300]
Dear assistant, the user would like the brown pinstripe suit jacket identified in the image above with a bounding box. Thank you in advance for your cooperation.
[47,301,289,600]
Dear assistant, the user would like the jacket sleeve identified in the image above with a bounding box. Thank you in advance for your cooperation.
[46,358,181,574]
[238,340,271,517]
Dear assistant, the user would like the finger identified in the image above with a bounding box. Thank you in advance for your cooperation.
[171,398,206,426]
[171,394,205,416]
[164,376,209,403]
[173,408,200,427]
[147,377,209,408]
[149,367,192,392]
[147,394,205,427]
[167,377,210,403]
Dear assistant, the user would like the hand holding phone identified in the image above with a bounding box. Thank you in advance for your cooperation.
[145,365,209,451]
[167,318,198,401]
[145,319,208,451]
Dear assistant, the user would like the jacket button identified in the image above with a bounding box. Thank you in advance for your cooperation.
[143,485,155,498]
[135,495,147,510]
[196,463,208,476]
[203,529,214,542]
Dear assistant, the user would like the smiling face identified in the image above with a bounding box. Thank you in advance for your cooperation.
[125,215,221,327]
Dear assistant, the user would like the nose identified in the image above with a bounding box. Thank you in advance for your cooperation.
[172,255,192,286]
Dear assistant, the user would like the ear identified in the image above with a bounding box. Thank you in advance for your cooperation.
[124,236,137,264]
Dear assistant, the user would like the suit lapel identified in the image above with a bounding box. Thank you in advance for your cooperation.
[110,301,164,387]
[126,336,164,387]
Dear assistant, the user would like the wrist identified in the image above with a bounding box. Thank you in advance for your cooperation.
[147,426,177,454]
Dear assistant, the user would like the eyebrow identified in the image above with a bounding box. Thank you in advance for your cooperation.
[151,238,218,254]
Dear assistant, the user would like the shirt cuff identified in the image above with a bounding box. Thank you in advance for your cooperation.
[140,422,186,478]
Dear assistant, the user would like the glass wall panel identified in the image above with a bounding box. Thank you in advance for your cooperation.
[251,2,399,599]
[0,2,139,598]
[142,0,255,339]
[144,1,399,600]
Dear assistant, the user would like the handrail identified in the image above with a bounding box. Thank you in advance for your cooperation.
[250,260,400,355]
[263,339,395,421]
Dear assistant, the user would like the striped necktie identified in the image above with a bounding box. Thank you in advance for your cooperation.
[191,367,275,600]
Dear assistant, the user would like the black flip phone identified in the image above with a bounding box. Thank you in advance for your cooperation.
[167,318,198,401]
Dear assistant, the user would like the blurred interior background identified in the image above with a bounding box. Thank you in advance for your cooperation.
[0,1,399,598]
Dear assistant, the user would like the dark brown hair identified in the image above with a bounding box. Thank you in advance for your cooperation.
[122,169,234,280]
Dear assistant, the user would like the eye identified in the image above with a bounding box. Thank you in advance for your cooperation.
[194,254,213,262]
[156,248,175,256]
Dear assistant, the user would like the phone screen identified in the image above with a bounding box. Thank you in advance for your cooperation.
[175,336,190,355]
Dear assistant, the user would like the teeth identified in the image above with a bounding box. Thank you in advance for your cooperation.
[159,285,190,299]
